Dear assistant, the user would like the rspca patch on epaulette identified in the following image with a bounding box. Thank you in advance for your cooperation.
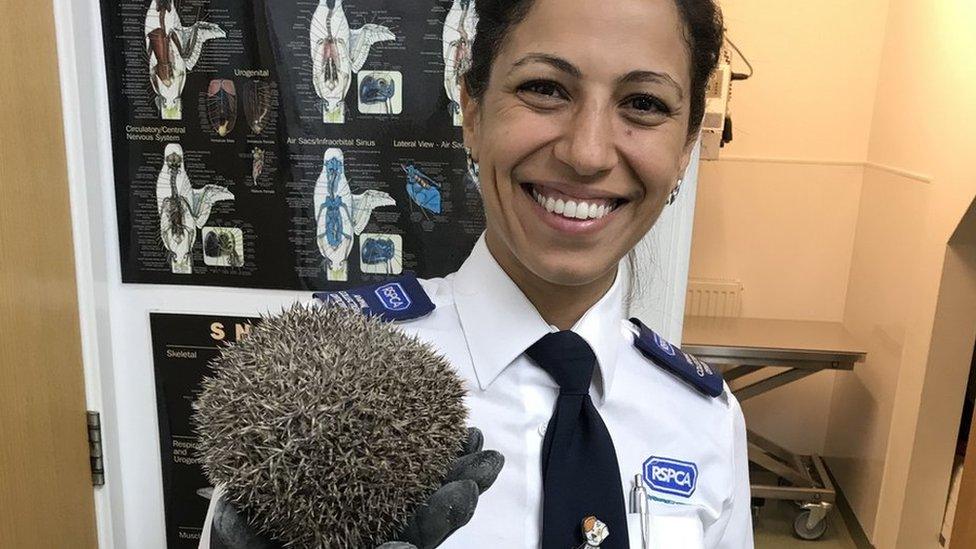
[629,318,724,398]
[313,273,434,322]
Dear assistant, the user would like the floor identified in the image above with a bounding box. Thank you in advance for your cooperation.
[753,499,861,549]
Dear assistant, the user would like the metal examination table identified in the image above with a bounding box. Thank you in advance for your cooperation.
[682,316,867,540]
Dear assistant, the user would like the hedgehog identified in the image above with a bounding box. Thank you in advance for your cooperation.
[193,303,469,547]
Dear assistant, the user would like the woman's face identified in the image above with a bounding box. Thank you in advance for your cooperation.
[462,0,694,288]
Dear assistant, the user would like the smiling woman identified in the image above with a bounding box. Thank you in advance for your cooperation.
[461,0,723,328]
[199,1,749,548]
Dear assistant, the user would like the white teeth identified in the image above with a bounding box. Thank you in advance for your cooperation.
[531,187,615,220]
[564,201,577,218]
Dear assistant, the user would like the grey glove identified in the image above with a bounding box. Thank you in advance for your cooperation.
[210,427,504,549]
[210,496,278,549]
[378,427,505,549]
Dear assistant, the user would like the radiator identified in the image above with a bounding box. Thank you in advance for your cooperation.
[685,278,744,318]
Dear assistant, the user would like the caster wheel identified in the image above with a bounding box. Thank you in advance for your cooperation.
[793,510,828,540]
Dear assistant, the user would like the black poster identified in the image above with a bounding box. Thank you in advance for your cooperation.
[150,312,259,547]
[102,0,483,289]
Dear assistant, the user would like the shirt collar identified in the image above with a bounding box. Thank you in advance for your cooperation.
[453,235,625,402]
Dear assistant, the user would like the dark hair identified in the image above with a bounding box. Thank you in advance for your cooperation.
[463,0,724,142]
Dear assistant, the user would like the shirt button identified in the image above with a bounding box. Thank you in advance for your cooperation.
[538,422,548,437]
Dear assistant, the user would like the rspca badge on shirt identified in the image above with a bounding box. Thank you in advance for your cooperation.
[643,456,698,498]
[313,273,434,322]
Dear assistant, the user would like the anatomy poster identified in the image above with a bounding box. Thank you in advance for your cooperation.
[101,0,483,289]
[150,311,259,547]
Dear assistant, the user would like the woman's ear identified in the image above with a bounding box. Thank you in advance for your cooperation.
[460,78,481,161]
[677,133,698,177]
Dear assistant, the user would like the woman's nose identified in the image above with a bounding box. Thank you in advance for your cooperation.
[552,105,619,177]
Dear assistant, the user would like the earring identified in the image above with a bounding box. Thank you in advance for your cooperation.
[465,147,480,177]
[464,147,479,168]
[464,147,480,189]
[667,178,683,205]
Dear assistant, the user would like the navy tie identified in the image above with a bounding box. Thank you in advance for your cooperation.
[526,331,629,549]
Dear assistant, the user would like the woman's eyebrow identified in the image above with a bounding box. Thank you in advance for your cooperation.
[510,54,683,98]
[510,53,581,79]
[618,71,684,99]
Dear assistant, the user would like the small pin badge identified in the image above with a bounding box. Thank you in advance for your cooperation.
[577,515,609,548]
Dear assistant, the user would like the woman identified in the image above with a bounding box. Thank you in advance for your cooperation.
[201,0,750,547]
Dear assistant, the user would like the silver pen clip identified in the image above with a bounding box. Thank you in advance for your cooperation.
[629,474,650,549]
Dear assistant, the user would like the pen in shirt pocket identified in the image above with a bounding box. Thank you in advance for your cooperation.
[629,474,650,549]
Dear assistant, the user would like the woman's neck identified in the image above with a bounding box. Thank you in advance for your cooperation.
[485,232,617,331]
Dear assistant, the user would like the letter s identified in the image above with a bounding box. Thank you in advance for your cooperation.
[210,322,225,341]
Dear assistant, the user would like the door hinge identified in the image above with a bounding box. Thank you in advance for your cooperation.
[87,411,105,486]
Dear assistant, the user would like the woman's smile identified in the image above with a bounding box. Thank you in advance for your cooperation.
[517,181,626,236]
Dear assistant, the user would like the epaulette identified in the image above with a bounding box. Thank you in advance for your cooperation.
[313,272,435,322]
[629,318,724,398]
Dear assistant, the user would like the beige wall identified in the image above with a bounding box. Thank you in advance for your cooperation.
[689,0,889,453]
[692,2,976,545]
[692,161,862,323]
[823,166,931,540]
[719,0,889,161]
[823,1,976,547]
[691,161,863,453]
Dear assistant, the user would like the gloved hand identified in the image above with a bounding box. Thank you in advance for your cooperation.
[209,495,277,549]
[209,427,504,549]
[377,427,504,549]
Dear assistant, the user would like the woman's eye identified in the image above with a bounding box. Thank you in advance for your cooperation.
[625,95,671,116]
[517,80,567,101]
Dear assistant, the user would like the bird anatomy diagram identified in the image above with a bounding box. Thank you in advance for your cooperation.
[314,148,396,281]
[442,0,477,126]
[310,0,395,123]
[145,0,226,120]
[156,144,234,274]
[106,1,488,290]
[206,79,237,137]
[401,163,442,219]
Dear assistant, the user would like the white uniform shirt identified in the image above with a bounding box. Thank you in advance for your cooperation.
[200,236,753,548]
